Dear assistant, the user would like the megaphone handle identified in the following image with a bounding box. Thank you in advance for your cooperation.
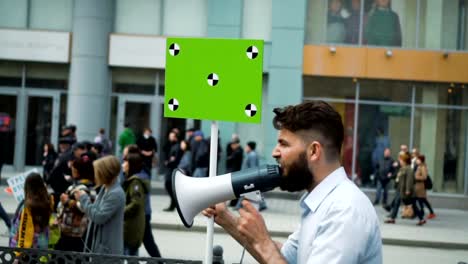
[240,190,263,211]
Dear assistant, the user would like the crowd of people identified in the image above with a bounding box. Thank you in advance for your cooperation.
[372,144,436,226]
[0,122,260,257]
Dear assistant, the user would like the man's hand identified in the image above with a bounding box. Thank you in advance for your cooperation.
[237,200,285,263]
[201,202,234,227]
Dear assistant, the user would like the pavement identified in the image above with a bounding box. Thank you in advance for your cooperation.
[1,169,468,252]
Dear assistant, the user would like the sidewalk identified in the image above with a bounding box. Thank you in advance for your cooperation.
[1,185,467,251]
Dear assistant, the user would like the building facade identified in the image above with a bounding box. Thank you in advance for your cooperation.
[0,0,467,195]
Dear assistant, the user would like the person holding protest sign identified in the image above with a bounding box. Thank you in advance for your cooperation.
[9,173,52,249]
[203,101,382,264]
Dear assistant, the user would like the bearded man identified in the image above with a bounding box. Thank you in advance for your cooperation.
[203,101,382,264]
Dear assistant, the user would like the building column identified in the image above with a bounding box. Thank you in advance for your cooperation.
[203,0,243,172]
[420,88,447,192]
[264,0,307,163]
[67,0,114,141]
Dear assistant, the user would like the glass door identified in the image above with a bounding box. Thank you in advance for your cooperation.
[25,96,53,165]
[0,94,17,169]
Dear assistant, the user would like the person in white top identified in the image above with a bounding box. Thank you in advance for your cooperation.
[203,100,382,264]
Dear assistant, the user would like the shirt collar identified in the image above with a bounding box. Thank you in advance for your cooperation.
[300,167,348,214]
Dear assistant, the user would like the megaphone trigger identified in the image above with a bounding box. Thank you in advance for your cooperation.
[240,190,263,211]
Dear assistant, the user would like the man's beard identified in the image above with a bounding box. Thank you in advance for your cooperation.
[279,152,314,192]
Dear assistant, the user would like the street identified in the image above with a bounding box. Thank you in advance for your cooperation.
[1,223,467,263]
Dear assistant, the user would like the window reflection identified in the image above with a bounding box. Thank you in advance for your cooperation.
[364,0,402,47]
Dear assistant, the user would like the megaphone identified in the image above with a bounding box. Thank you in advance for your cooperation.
[172,165,282,227]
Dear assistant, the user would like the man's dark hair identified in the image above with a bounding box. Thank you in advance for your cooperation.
[273,100,344,162]
[247,141,256,151]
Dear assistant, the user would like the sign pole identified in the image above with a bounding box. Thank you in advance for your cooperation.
[205,121,218,264]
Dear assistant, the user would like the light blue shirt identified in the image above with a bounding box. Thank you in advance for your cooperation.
[281,167,382,264]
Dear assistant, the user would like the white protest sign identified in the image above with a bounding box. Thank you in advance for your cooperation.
[7,169,39,203]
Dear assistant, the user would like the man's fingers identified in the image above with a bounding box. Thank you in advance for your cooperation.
[241,200,259,215]
[202,208,216,217]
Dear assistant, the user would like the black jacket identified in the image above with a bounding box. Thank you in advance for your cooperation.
[376,157,395,184]
[226,147,243,173]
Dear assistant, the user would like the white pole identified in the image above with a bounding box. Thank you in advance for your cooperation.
[205,121,218,264]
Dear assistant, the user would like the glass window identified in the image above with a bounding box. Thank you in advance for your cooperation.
[419,0,468,50]
[413,107,467,194]
[29,0,72,31]
[25,62,69,89]
[415,83,468,106]
[303,76,356,99]
[0,61,22,87]
[306,0,360,45]
[364,0,417,48]
[360,80,413,103]
[162,0,207,37]
[115,0,162,35]
[242,0,272,41]
[112,67,156,95]
[0,0,28,29]
[357,103,411,186]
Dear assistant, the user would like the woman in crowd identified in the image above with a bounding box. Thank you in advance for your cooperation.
[75,155,125,255]
[385,152,426,225]
[122,153,149,256]
[414,155,436,219]
[177,140,192,175]
[9,173,52,249]
[55,153,96,252]
[365,0,402,47]
[42,143,58,183]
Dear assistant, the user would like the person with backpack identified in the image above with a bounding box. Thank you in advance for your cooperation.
[414,155,436,219]
[9,173,52,249]
[55,153,96,252]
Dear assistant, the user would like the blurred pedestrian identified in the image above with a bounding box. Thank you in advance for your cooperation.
[226,137,243,173]
[9,173,52,249]
[163,132,182,211]
[385,152,426,226]
[122,153,149,256]
[411,147,419,171]
[94,128,112,155]
[373,148,395,207]
[226,137,243,207]
[49,141,87,211]
[128,153,163,258]
[55,153,96,252]
[177,140,192,175]
[237,141,267,211]
[118,123,136,155]
[414,155,436,219]
[136,128,158,176]
[42,143,58,183]
[192,131,209,178]
[76,156,125,255]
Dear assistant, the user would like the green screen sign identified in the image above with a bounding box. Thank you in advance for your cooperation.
[164,38,264,123]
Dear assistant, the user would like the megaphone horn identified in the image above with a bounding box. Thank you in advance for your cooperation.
[172,165,282,228]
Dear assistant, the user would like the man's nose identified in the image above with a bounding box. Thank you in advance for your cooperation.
[271,146,280,158]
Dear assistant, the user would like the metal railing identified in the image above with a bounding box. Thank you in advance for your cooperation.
[0,247,202,264]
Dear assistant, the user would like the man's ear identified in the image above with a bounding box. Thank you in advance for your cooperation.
[307,141,321,162]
